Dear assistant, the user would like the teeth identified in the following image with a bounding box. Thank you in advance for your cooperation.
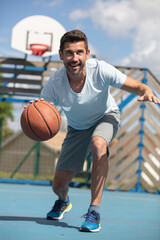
[70,63,79,67]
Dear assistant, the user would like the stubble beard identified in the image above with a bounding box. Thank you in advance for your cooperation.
[65,61,86,78]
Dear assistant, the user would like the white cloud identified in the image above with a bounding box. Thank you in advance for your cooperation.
[70,0,138,38]
[69,0,160,78]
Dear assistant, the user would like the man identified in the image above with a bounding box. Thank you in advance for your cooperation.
[40,30,160,232]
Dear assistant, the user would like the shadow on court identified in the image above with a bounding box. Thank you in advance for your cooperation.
[0,215,79,229]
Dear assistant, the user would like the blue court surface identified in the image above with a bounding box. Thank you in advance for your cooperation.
[0,183,160,240]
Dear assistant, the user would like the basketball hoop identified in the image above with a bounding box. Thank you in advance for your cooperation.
[29,44,50,56]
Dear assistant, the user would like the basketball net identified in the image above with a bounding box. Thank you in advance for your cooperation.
[29,44,50,56]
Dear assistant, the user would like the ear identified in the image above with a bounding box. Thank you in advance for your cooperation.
[59,50,63,61]
[86,49,90,60]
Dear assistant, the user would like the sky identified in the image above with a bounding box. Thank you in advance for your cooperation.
[1,0,160,80]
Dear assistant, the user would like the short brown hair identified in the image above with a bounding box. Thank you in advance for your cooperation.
[60,30,88,52]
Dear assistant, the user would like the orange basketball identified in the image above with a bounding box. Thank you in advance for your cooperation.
[20,100,61,141]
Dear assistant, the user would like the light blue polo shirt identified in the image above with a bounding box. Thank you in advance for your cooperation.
[41,59,126,130]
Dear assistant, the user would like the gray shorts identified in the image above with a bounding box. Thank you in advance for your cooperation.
[56,110,121,173]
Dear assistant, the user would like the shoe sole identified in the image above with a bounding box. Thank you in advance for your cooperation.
[79,225,101,232]
[79,227,101,232]
[47,203,72,220]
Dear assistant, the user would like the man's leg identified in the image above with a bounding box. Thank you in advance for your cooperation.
[47,170,75,220]
[79,136,108,232]
[80,112,120,232]
[90,136,108,206]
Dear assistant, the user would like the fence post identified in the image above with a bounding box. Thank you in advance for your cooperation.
[136,69,147,192]
[34,141,41,177]
[10,143,36,178]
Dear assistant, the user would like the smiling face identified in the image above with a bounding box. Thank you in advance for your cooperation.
[59,41,90,79]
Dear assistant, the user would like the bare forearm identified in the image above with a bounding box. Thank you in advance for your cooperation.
[121,76,151,95]
[121,76,160,104]
[137,83,153,97]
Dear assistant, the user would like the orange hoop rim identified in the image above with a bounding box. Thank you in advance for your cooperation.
[29,44,50,56]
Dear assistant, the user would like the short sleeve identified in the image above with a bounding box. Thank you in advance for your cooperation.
[99,61,126,89]
[40,75,57,103]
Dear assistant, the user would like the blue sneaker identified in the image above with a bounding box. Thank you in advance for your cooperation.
[47,199,72,220]
[80,210,101,232]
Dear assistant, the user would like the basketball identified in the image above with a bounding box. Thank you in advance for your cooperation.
[20,100,61,141]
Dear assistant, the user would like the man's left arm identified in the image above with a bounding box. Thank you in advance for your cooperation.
[120,76,160,104]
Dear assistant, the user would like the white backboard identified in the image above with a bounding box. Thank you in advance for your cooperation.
[11,15,66,57]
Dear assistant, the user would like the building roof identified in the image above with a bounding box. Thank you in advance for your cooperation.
[45,131,66,152]
[1,130,64,154]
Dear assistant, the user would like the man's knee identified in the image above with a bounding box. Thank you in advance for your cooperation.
[52,170,75,193]
[52,178,65,193]
[91,136,107,158]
